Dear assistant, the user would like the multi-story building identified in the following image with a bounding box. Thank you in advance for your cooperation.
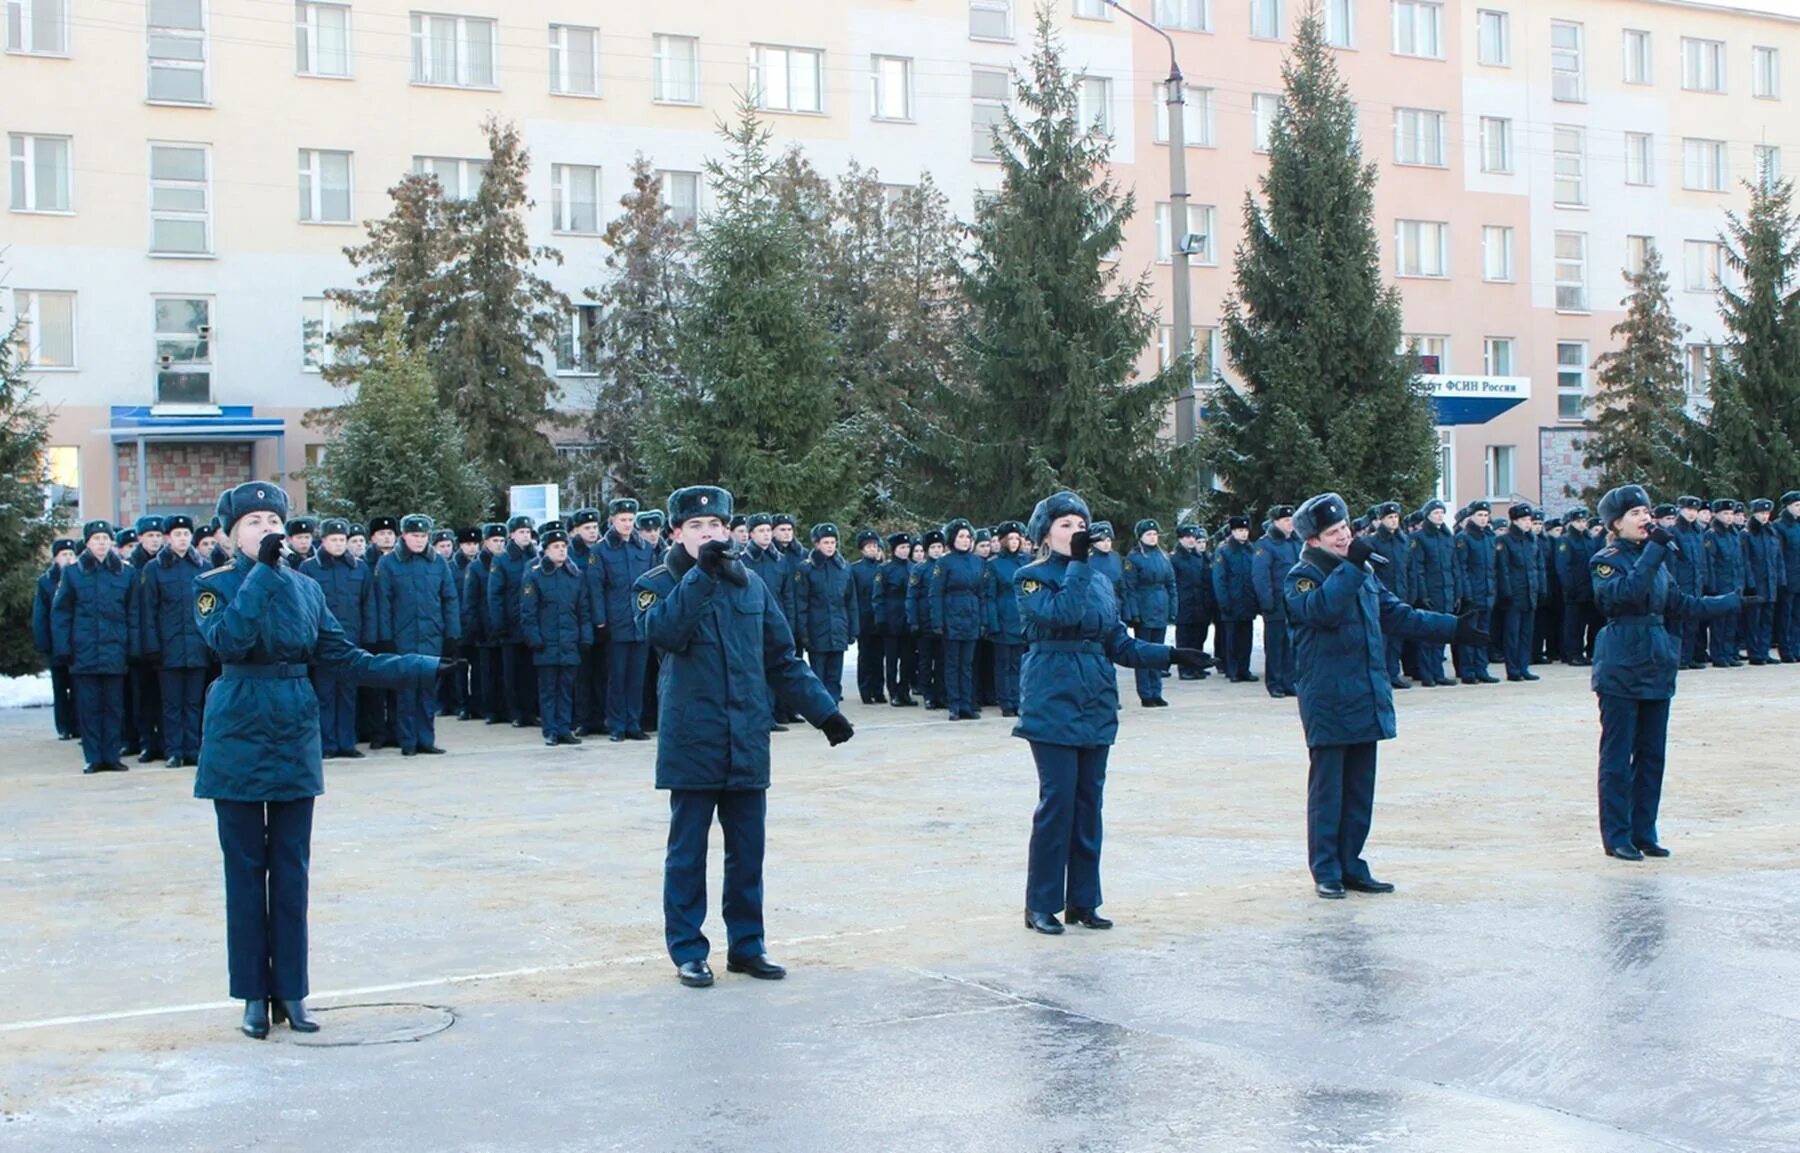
[5,0,1794,522]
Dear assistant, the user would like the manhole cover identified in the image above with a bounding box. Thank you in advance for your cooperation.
[286,1001,456,1047]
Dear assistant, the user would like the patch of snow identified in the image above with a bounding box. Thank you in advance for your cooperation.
[0,673,53,710]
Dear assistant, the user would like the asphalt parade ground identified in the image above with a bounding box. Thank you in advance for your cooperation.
[2,656,1797,1153]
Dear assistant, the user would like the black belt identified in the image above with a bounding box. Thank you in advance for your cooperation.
[1030,640,1105,654]
[220,663,309,680]
[1607,615,1665,625]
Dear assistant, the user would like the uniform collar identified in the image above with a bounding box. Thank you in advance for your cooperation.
[667,543,696,577]
[1300,543,1342,573]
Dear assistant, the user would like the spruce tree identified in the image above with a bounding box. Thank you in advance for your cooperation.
[1703,173,1800,497]
[647,101,853,522]
[305,310,491,527]
[951,8,1189,524]
[1576,245,1699,502]
[0,323,62,675]
[1199,9,1439,515]
[328,173,455,374]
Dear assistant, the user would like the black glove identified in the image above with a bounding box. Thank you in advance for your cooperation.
[820,712,854,746]
[718,556,750,588]
[257,533,287,567]
[1453,609,1490,647]
[1648,526,1679,552]
[1170,648,1214,673]
[436,657,466,673]
[1346,537,1383,567]
[1741,589,1764,606]
[696,538,733,579]
[1069,531,1091,563]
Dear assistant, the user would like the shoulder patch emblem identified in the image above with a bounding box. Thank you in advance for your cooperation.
[1020,578,1042,596]
[909,574,919,586]
[196,590,219,617]
[636,589,658,612]
[1295,577,1317,593]
[1123,560,1134,571]
[1594,563,1615,579]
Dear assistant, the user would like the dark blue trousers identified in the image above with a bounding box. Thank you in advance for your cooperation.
[312,667,357,755]
[1383,633,1406,683]
[916,635,943,705]
[1681,618,1705,666]
[663,788,767,965]
[1501,606,1535,677]
[994,642,1024,709]
[1780,591,1800,660]
[808,648,845,703]
[1746,602,1775,661]
[574,632,606,731]
[503,643,537,722]
[395,683,436,752]
[1026,742,1109,914]
[1412,640,1447,685]
[158,667,206,761]
[1306,741,1379,885]
[479,646,506,720]
[214,798,313,1001]
[537,663,576,739]
[944,638,977,714]
[1563,602,1598,661]
[606,640,648,736]
[1708,613,1739,664]
[1261,614,1291,692]
[1596,694,1670,851]
[886,633,915,700]
[1174,621,1209,679]
[1220,620,1253,680]
[1132,625,1167,702]
[73,673,124,768]
[129,662,162,756]
[50,664,77,737]
[856,636,884,702]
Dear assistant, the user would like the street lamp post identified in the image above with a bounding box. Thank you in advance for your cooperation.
[1105,0,1195,446]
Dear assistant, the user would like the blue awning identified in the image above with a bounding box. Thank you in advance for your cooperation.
[106,405,287,439]
[1422,375,1531,426]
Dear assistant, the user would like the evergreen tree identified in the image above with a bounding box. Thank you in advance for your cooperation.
[328,173,455,374]
[0,323,62,675]
[1703,173,1800,497]
[1576,245,1699,502]
[1199,9,1439,515]
[647,100,854,523]
[949,8,1190,524]
[577,154,690,501]
[304,310,491,527]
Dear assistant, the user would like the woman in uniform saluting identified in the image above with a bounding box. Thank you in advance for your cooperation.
[1012,491,1212,934]
[194,482,449,1038]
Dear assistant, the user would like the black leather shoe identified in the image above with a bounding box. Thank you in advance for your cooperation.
[1344,877,1396,894]
[1241,673,1260,682]
[271,999,320,1033]
[556,733,583,745]
[1478,674,1501,684]
[101,762,129,772]
[626,731,650,741]
[341,748,365,759]
[457,709,475,721]
[82,764,101,775]
[769,723,789,733]
[1001,707,1018,717]
[165,756,186,769]
[545,737,559,747]
[401,748,417,757]
[485,717,507,725]
[1024,909,1065,934]
[1606,844,1645,861]
[369,739,388,750]
[138,751,162,764]
[511,718,528,728]
[241,999,270,1039]
[416,744,446,755]
[1316,881,1347,899]
[726,955,787,980]
[1064,906,1113,929]
[1634,842,1672,858]
[677,960,714,988]
[1390,678,1412,689]
[1521,671,1541,681]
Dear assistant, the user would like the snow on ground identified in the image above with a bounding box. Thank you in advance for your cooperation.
[0,672,53,710]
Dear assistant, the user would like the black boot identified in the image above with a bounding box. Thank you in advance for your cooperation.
[271,998,320,1033]
[241,999,270,1039]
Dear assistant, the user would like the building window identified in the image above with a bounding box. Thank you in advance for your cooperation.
[148,0,208,104]
[6,0,69,55]
[1481,225,1512,281]
[1754,46,1780,99]
[296,2,351,77]
[1551,21,1583,102]
[1625,235,1655,276]
[660,169,699,227]
[1681,37,1724,93]
[1554,232,1587,311]
[1077,75,1112,136]
[1478,117,1511,173]
[45,444,79,513]
[1486,444,1516,495]
[1684,343,1720,397]
[1393,108,1446,167]
[1755,145,1782,189]
[555,305,601,375]
[298,149,352,223]
[10,289,75,368]
[1390,0,1442,59]
[410,12,496,88]
[1395,219,1448,277]
[1155,202,1216,263]
[1683,240,1725,293]
[1251,92,1279,152]
[413,155,486,200]
[549,24,600,97]
[1250,0,1282,40]
[8,133,71,212]
[1476,9,1508,66]
[871,55,912,120]
[751,44,823,114]
[1154,0,1209,32]
[301,295,356,371]
[972,67,1011,161]
[1682,138,1728,191]
[652,34,699,103]
[1556,341,1587,419]
[1553,126,1585,206]
[969,0,1012,40]
[1323,0,1352,48]
[1073,0,1110,19]
[149,143,210,255]
[1404,334,1449,372]
[1154,83,1214,146]
[154,296,212,405]
[551,164,600,235]
[1624,133,1653,186]
[1483,336,1514,376]
[1436,428,1454,504]
[1622,29,1650,85]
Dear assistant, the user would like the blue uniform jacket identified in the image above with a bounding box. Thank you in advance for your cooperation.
[589,529,656,639]
[1669,518,1708,593]
[52,551,139,675]
[1212,538,1257,621]
[1414,524,1456,611]
[1121,546,1177,629]
[905,559,933,632]
[376,544,460,656]
[1495,530,1541,609]
[1284,546,1457,749]
[522,557,591,666]
[193,555,439,801]
[300,550,376,648]
[798,550,859,653]
[1252,528,1302,619]
[1368,527,1411,601]
[32,565,65,661]
[1554,532,1597,603]
[1454,525,1497,609]
[744,544,787,617]
[1012,554,1171,748]
[1088,550,1124,613]
[929,549,994,641]
[635,546,836,791]
[1776,513,1800,590]
[849,557,882,640]
[875,557,911,635]
[987,550,1030,643]
[1405,531,1426,606]
[485,541,537,644]
[141,547,211,668]
[1171,546,1214,625]
[462,551,496,645]
[1702,524,1746,594]
[1744,519,1787,595]
[1591,539,1738,699]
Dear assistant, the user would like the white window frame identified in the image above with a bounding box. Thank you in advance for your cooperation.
[1624,132,1653,186]
[1393,108,1447,167]
[1323,0,1353,48]
[1476,9,1509,67]
[296,2,352,78]
[412,155,487,200]
[1390,0,1442,60]
[147,0,209,105]
[298,148,353,224]
[1555,341,1587,421]
[549,23,601,98]
[1554,231,1588,312]
[1154,0,1209,32]
[1621,29,1651,85]
[1551,21,1584,102]
[1155,83,1214,146]
[8,132,72,213]
[1684,343,1721,398]
[1405,334,1449,372]
[871,55,913,121]
[1478,117,1511,173]
[1683,239,1725,293]
[409,12,498,90]
[1754,46,1780,100]
[148,142,212,256]
[1156,201,1216,264]
[652,34,700,104]
[1482,336,1514,376]
[659,169,700,227]
[1755,144,1782,189]
[1436,428,1454,505]
[972,67,1011,162]
[1481,225,1513,282]
[1486,443,1517,495]
[153,294,214,406]
[1625,235,1654,276]
[1077,75,1113,136]
[1682,138,1728,192]
[1072,0,1112,20]
[301,295,357,372]
[1552,125,1585,207]
[7,0,70,56]
[554,305,602,376]
[970,0,1013,41]
[1251,92,1279,153]
[10,289,76,369]
[1395,219,1449,278]
[1681,37,1724,93]
[550,163,601,235]
[750,43,824,115]
[1250,0,1282,41]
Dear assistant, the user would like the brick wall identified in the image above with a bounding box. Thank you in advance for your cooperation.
[1539,427,1602,510]
[115,442,254,520]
